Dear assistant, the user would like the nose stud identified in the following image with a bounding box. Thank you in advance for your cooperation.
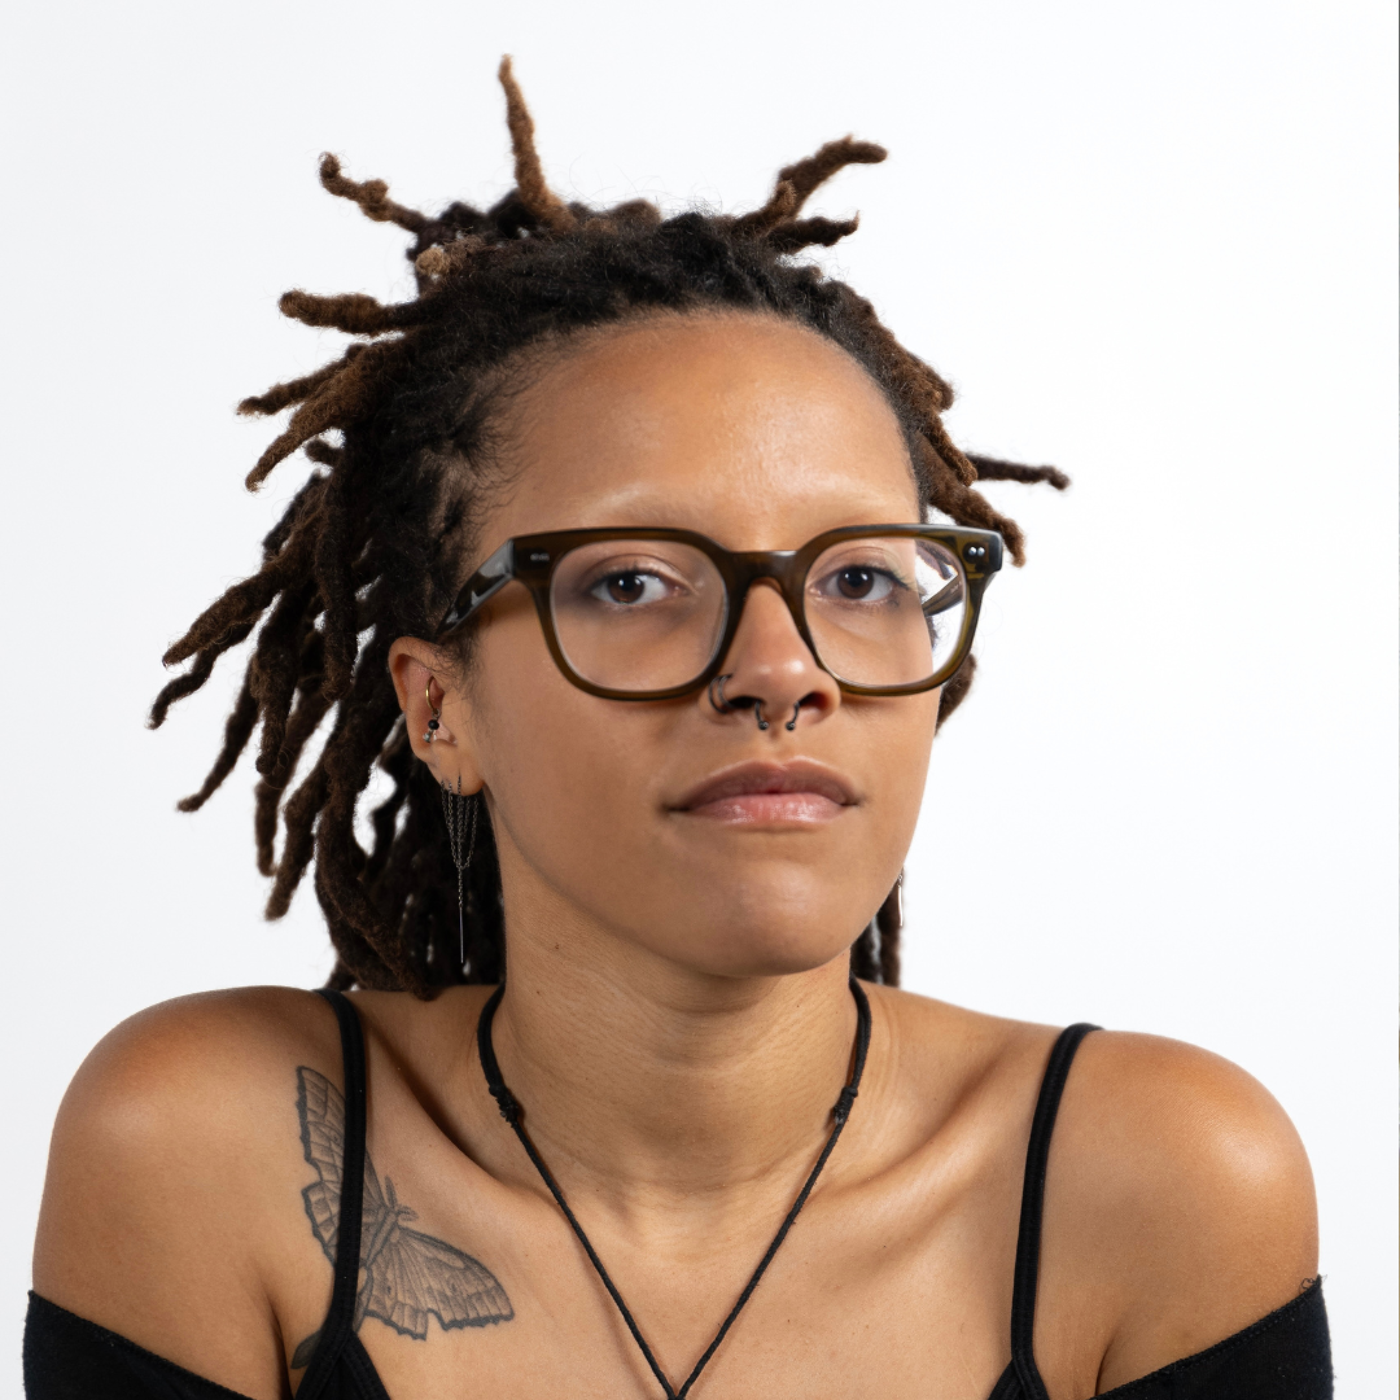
[709,676,801,732]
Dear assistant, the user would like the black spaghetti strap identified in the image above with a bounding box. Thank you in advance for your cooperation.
[1008,1022,1101,1400]
[299,988,370,1400]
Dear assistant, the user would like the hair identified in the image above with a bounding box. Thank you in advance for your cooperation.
[150,59,1067,996]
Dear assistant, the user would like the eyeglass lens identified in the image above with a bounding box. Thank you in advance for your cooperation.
[547,536,968,694]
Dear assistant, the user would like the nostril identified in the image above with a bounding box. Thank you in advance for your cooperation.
[776,695,822,731]
[709,673,752,717]
[708,674,767,725]
[707,676,827,732]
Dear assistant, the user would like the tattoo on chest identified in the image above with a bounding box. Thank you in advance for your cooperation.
[290,1066,514,1369]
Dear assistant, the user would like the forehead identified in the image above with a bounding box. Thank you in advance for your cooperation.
[488,312,920,551]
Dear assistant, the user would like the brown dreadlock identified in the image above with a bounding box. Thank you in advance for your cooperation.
[151,58,1067,996]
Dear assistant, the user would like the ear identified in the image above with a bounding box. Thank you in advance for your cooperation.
[388,637,485,792]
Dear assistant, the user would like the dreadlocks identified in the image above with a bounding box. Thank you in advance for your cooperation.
[151,58,1067,996]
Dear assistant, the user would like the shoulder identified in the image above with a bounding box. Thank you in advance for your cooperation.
[872,992,1318,1391]
[32,986,343,1394]
[37,986,341,1194]
[876,993,1316,1264]
[1052,1029,1318,1272]
[1042,1029,1319,1391]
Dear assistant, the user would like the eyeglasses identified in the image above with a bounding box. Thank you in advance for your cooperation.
[437,524,1004,700]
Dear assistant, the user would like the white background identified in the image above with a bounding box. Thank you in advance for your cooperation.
[2,1,1395,1394]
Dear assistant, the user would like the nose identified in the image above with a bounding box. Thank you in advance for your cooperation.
[703,580,840,732]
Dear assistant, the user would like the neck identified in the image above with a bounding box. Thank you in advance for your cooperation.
[484,906,859,1215]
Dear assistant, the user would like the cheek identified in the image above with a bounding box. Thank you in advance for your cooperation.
[470,616,651,872]
[853,693,940,876]
[878,689,939,808]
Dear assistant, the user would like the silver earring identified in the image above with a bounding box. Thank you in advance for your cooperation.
[440,776,479,968]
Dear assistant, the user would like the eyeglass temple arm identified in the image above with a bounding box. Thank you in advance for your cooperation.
[439,540,516,634]
[923,575,965,618]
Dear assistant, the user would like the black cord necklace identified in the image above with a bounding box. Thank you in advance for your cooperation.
[476,975,872,1400]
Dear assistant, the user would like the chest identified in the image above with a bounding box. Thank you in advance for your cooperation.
[334,1187,1026,1400]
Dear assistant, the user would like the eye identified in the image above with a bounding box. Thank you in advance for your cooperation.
[588,570,673,606]
[813,561,904,604]
[834,566,888,601]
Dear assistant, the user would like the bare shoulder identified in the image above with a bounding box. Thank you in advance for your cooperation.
[32,986,342,1398]
[1043,1029,1319,1392]
[876,991,1317,1271]
[36,986,340,1220]
[871,991,1318,1392]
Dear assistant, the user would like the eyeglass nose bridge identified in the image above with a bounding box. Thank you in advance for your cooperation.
[712,548,826,675]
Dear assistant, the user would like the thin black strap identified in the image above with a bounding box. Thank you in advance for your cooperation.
[300,988,369,1399]
[1009,1022,1100,1400]
[478,977,872,1400]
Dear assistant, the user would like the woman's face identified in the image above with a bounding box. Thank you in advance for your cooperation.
[432,312,939,980]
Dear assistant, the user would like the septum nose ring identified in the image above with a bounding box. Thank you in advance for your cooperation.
[707,674,800,732]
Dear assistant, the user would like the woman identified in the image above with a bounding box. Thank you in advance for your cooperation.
[25,60,1329,1400]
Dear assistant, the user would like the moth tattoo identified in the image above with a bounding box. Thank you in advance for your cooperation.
[291,1067,513,1369]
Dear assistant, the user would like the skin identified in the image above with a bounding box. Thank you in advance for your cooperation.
[32,313,1318,1399]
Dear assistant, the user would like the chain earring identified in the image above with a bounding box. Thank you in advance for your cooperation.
[423,679,442,743]
[440,776,479,969]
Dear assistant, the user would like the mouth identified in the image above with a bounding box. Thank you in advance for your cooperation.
[670,760,858,826]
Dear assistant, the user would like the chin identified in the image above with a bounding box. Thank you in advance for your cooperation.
[662,905,866,981]
[624,865,883,979]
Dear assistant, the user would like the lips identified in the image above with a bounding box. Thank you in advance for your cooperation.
[671,761,857,824]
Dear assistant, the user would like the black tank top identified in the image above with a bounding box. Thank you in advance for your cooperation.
[24,993,1333,1399]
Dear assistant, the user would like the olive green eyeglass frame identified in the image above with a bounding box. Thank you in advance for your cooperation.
[435,524,1004,701]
